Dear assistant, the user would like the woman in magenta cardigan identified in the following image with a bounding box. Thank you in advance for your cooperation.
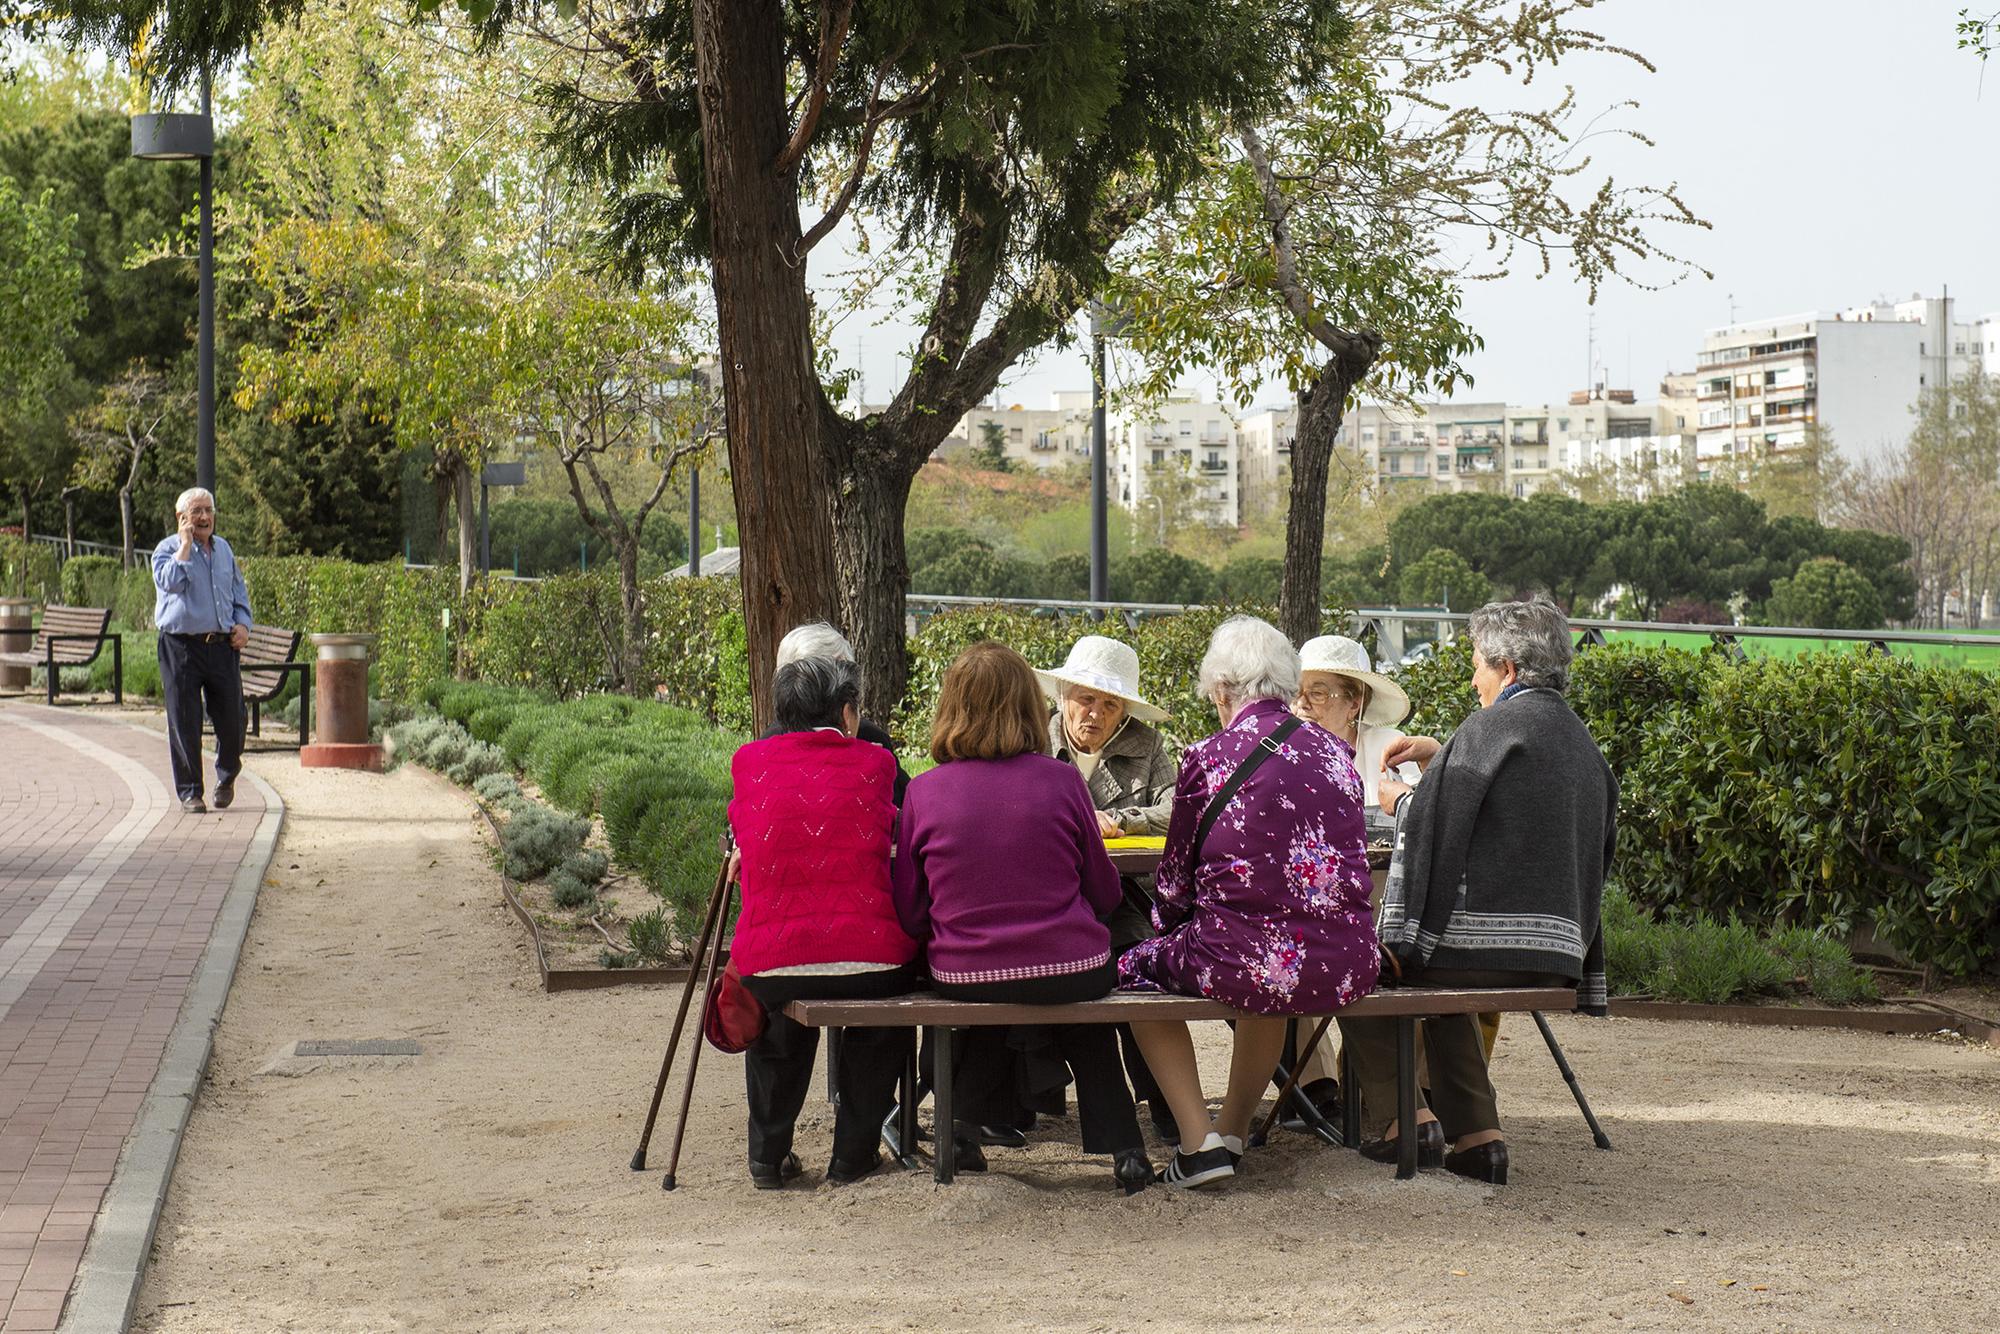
[728,656,920,1189]
[891,641,1152,1194]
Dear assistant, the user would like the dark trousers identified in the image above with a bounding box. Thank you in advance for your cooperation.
[741,964,919,1166]
[931,962,1143,1155]
[1338,967,1569,1140]
[158,633,245,802]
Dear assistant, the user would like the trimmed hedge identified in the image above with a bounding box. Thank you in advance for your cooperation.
[1393,638,2000,976]
[431,679,745,950]
[59,555,122,610]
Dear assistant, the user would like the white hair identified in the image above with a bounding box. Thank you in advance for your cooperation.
[775,621,855,670]
[175,487,215,514]
[1197,615,1299,708]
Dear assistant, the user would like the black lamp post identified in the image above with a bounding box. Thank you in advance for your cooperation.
[1087,302,1130,606]
[131,72,216,495]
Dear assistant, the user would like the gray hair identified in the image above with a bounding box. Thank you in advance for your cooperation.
[1196,615,1300,708]
[1468,596,1574,693]
[175,487,215,514]
[775,621,854,670]
[772,656,861,733]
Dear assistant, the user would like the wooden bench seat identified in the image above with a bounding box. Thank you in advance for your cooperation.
[0,606,120,705]
[785,985,1602,1183]
[238,624,310,744]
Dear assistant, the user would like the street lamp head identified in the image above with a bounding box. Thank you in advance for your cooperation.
[131,113,214,161]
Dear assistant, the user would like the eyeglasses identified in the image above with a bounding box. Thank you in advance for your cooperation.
[1297,685,1360,707]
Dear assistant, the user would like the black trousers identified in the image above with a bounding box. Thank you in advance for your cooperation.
[158,633,245,802]
[931,962,1143,1155]
[1338,967,1569,1140]
[741,964,919,1166]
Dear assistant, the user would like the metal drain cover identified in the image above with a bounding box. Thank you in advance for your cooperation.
[294,1039,423,1057]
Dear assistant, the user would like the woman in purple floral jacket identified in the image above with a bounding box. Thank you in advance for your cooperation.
[1120,616,1379,1189]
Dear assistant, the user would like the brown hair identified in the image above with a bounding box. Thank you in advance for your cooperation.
[929,641,1049,765]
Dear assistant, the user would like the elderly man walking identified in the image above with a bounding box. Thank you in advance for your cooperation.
[151,487,253,813]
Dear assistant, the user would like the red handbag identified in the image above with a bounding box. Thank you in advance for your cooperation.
[703,961,768,1053]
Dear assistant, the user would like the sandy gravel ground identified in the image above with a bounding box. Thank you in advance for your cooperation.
[130,755,1999,1333]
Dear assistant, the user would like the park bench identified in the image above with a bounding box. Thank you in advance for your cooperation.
[0,605,120,706]
[238,624,311,745]
[786,986,1610,1183]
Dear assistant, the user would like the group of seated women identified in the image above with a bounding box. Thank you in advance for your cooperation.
[723,598,1615,1193]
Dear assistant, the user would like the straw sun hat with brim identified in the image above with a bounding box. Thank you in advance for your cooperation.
[1033,635,1170,724]
[1298,635,1411,728]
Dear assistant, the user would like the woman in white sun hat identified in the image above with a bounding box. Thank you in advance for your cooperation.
[1035,635,1176,840]
[1294,634,1420,826]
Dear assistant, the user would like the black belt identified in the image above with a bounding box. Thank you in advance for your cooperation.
[170,631,231,644]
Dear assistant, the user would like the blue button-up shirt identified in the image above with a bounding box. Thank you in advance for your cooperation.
[152,532,253,635]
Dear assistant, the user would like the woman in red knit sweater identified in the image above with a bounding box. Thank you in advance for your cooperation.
[728,656,920,1188]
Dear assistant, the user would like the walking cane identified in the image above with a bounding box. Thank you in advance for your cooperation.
[629,855,732,1171]
[660,872,736,1191]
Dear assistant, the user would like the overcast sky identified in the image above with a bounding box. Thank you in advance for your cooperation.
[820,0,2000,413]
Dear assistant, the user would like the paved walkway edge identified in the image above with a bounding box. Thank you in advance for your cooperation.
[58,753,284,1334]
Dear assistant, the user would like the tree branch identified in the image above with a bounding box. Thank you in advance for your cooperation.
[774,0,855,173]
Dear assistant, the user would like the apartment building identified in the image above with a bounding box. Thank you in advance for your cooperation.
[1693,293,1992,465]
[1235,405,1295,520]
[943,392,1095,471]
[1109,393,1242,527]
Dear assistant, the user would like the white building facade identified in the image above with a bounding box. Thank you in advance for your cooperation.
[1109,394,1242,527]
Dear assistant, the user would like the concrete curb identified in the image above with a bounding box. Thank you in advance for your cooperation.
[59,738,284,1334]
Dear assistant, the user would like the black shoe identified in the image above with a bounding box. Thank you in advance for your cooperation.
[951,1134,988,1173]
[180,796,206,814]
[1148,1099,1180,1149]
[1444,1139,1509,1185]
[1359,1120,1446,1168]
[213,780,235,809]
[1113,1149,1153,1196]
[974,1123,1027,1149]
[1156,1141,1235,1190]
[826,1151,883,1186]
[748,1152,802,1190]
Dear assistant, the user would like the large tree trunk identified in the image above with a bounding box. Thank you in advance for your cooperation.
[693,0,841,732]
[1278,344,1377,644]
[616,539,645,696]
[825,417,918,726]
[453,463,476,595]
[119,489,135,571]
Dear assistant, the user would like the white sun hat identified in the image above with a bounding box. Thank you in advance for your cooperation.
[1034,635,1170,723]
[1298,635,1411,727]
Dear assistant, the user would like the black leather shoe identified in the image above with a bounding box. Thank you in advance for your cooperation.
[180,796,206,814]
[951,1134,988,1173]
[974,1123,1027,1149]
[748,1152,802,1190]
[1359,1119,1445,1168]
[1280,1076,1342,1130]
[1444,1139,1508,1185]
[1113,1149,1153,1195]
[213,780,235,810]
[826,1151,883,1186]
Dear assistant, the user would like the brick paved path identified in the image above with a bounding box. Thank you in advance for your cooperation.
[0,705,268,1332]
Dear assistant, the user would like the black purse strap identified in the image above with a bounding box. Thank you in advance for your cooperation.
[1193,715,1302,859]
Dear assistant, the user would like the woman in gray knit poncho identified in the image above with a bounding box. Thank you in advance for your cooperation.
[1339,597,1617,1186]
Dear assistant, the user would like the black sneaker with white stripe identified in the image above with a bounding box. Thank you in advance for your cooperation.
[1156,1136,1235,1190]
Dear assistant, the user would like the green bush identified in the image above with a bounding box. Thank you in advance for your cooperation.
[1603,886,1877,1005]
[116,566,155,630]
[0,535,59,602]
[472,771,526,811]
[445,740,509,786]
[81,628,160,698]
[60,555,122,611]
[550,871,599,910]
[626,906,672,963]
[499,803,590,880]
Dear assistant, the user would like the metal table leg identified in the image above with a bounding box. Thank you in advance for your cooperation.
[1341,1042,1361,1148]
[1395,1016,1418,1180]
[933,1025,956,1185]
[896,1037,923,1169]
